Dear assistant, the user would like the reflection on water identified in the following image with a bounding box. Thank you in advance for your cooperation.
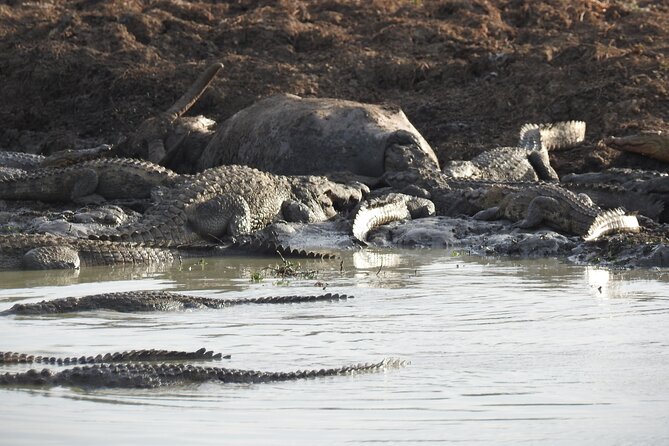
[1,250,669,444]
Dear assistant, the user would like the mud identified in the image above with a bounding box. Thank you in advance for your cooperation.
[0,1,667,174]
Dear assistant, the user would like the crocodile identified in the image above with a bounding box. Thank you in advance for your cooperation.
[442,121,586,182]
[352,192,435,243]
[0,233,212,270]
[0,233,336,270]
[604,132,669,163]
[0,157,179,203]
[441,180,640,241]
[0,348,225,364]
[0,144,112,171]
[0,357,406,389]
[91,164,367,245]
[1,291,352,315]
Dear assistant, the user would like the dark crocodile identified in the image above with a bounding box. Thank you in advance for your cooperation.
[562,168,669,222]
[0,144,112,171]
[0,233,336,270]
[0,158,179,203]
[0,233,220,270]
[0,348,225,364]
[1,291,352,315]
[442,180,640,240]
[0,357,406,389]
[442,121,585,182]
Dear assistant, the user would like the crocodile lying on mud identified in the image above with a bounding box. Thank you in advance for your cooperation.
[0,233,336,270]
[0,63,663,268]
[1,290,352,315]
[442,121,585,182]
[0,356,406,389]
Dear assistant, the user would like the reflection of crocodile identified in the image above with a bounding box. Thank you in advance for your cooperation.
[442,121,585,182]
[0,354,406,389]
[2,291,352,315]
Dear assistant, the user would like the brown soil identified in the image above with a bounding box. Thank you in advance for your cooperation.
[0,0,667,175]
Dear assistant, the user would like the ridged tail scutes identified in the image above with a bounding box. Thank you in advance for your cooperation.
[352,202,411,242]
[583,208,640,241]
[519,121,586,151]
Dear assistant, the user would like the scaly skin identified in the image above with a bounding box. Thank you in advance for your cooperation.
[0,348,224,364]
[0,158,179,202]
[0,358,407,388]
[0,233,214,270]
[94,164,366,245]
[352,193,435,242]
[604,132,669,163]
[0,145,112,170]
[444,180,640,241]
[443,121,586,182]
[1,291,352,315]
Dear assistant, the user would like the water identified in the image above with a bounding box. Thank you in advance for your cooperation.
[1,250,668,445]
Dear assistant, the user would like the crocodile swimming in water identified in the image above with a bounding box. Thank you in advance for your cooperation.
[0,351,406,389]
[1,290,352,315]
[0,348,225,365]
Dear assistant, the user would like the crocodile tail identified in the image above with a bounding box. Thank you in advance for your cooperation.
[583,208,640,241]
[519,121,586,151]
[164,62,224,121]
[231,238,338,259]
[352,201,411,242]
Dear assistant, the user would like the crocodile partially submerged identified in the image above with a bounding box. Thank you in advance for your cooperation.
[0,356,406,389]
[1,348,225,364]
[1,291,352,314]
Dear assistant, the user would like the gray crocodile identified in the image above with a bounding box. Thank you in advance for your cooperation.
[445,180,640,241]
[0,158,179,203]
[0,357,406,389]
[352,193,435,243]
[0,233,336,270]
[91,164,367,245]
[0,233,210,270]
[1,291,352,315]
[0,144,112,171]
[442,121,586,182]
[0,348,225,364]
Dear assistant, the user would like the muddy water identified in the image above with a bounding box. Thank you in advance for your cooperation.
[1,250,668,445]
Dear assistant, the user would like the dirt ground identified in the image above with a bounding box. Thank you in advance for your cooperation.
[0,0,667,175]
